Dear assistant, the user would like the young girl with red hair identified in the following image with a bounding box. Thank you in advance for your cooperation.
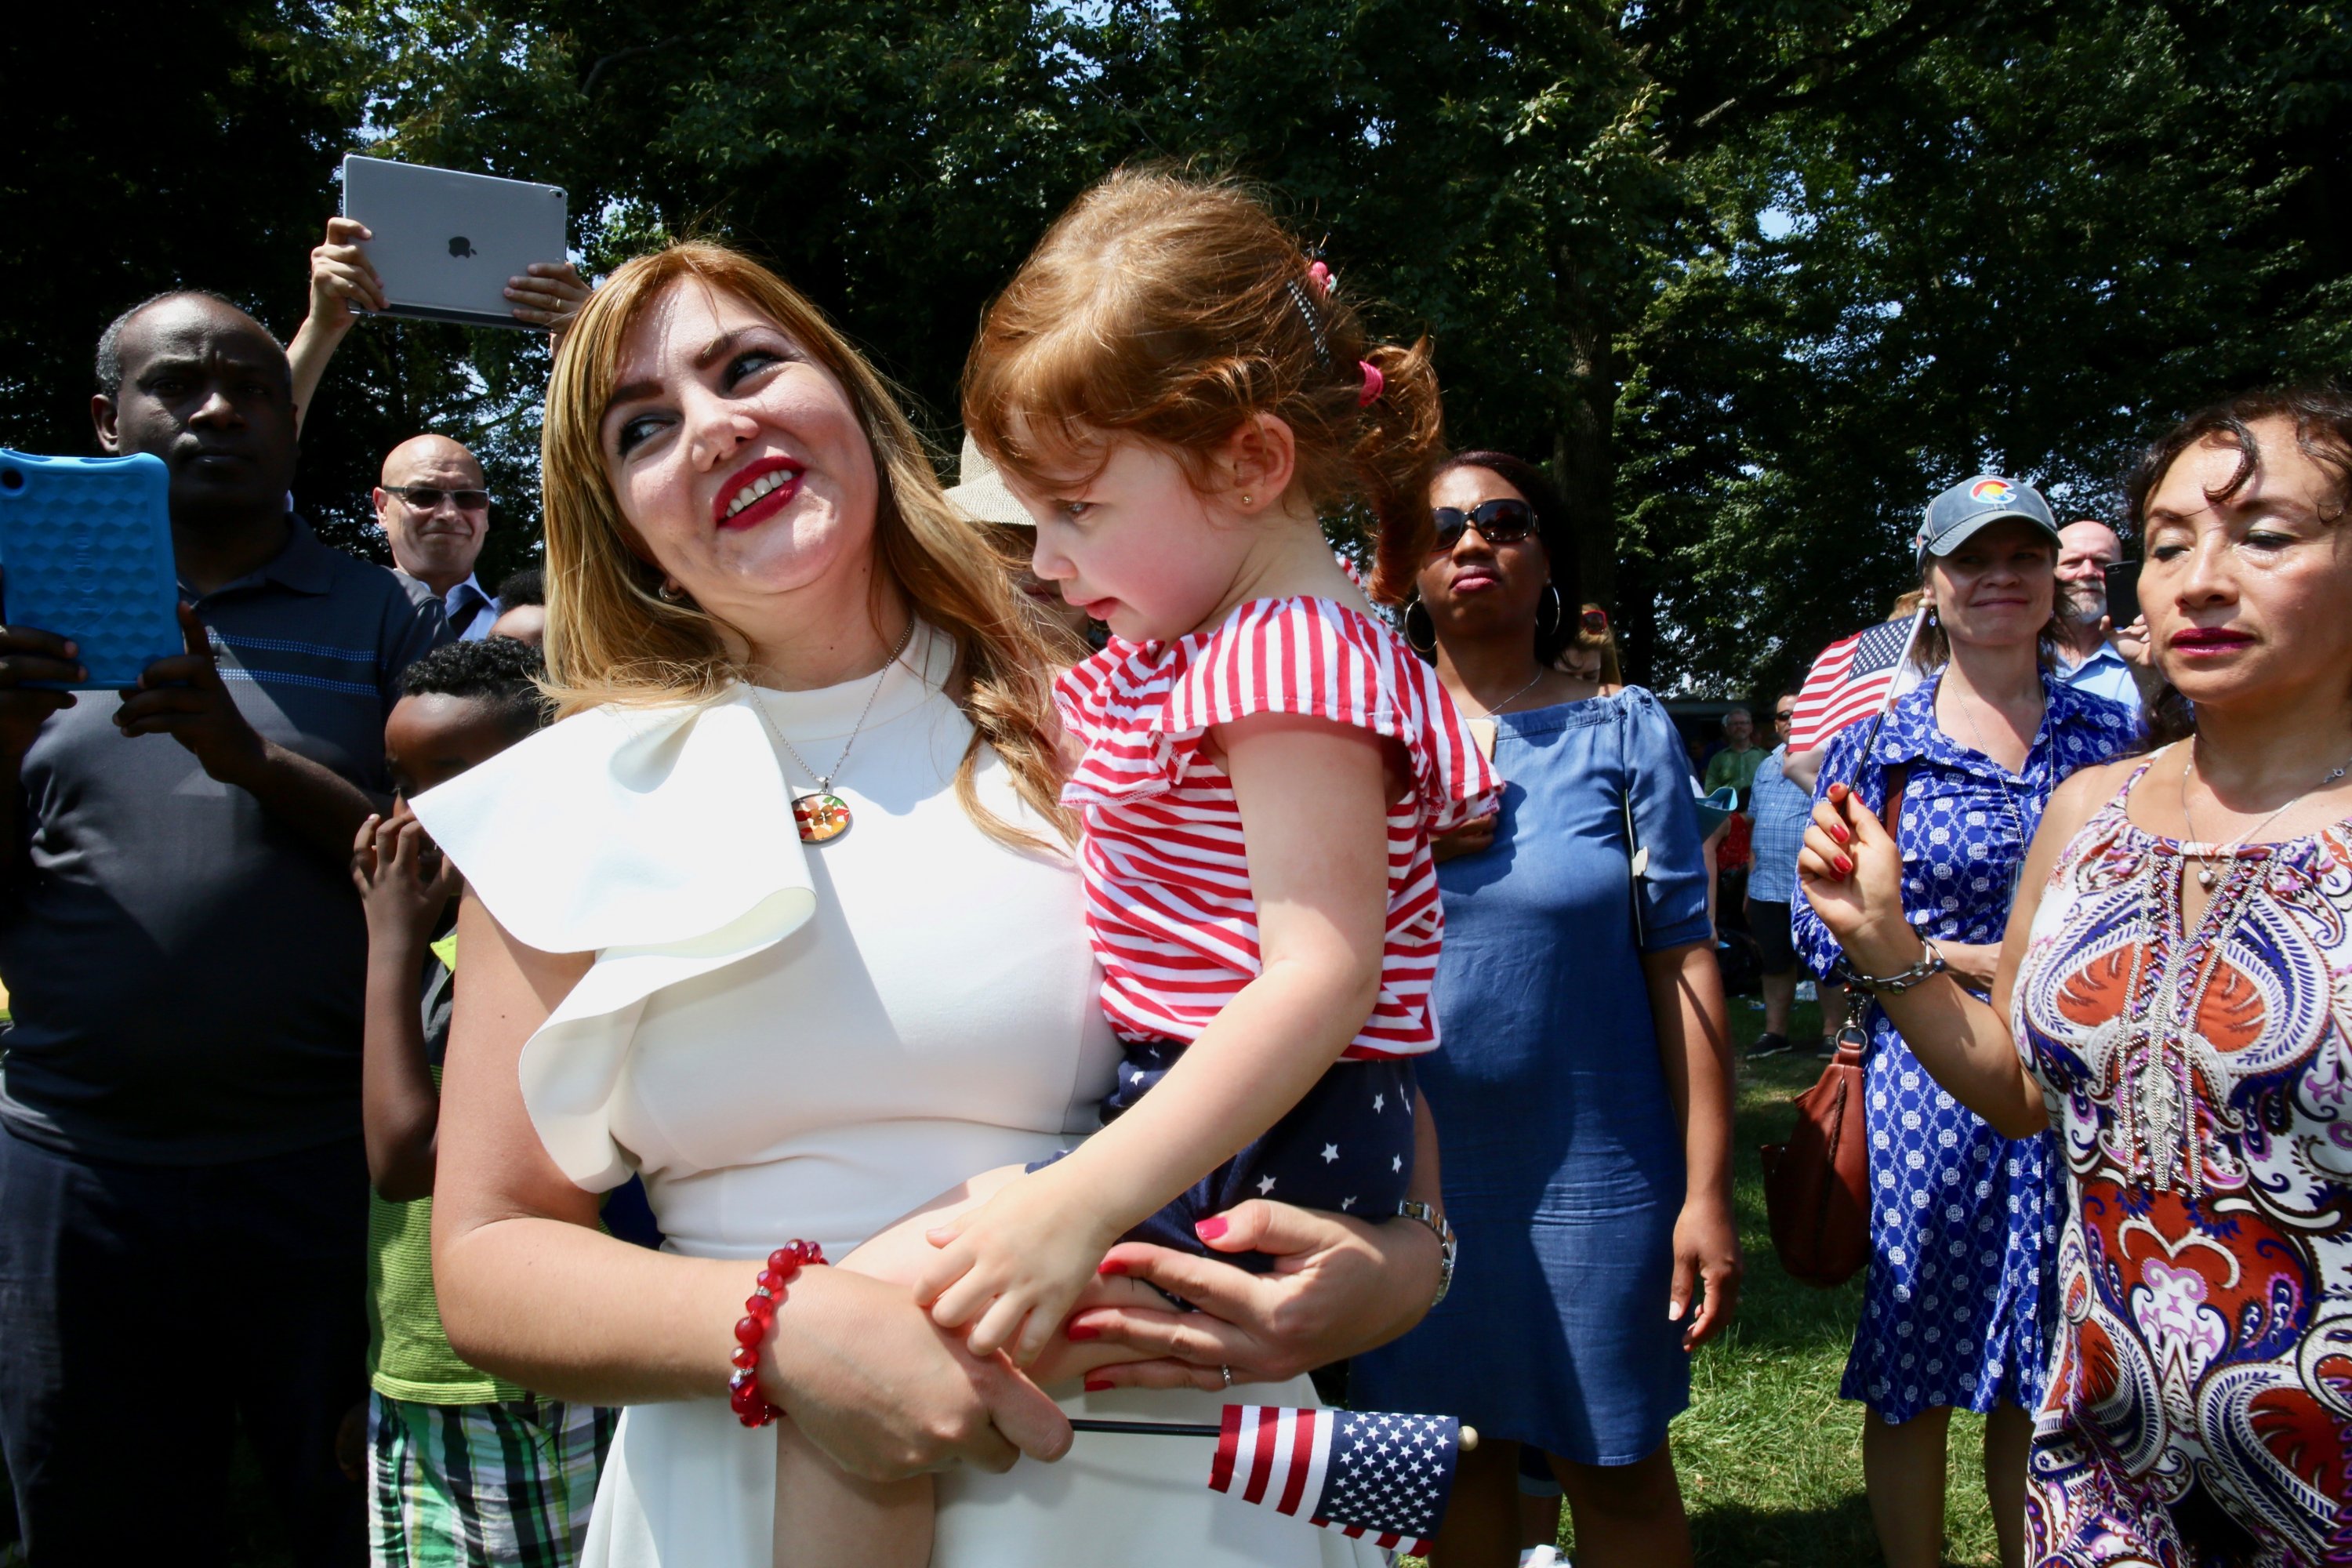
[777,167,1497,1564]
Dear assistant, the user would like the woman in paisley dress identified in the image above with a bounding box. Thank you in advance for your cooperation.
[1795,479,2140,1568]
[1798,387,2352,1566]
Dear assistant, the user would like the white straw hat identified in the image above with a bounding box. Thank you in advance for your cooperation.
[943,434,1032,528]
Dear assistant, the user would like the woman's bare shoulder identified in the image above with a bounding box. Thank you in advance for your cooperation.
[2043,751,2153,842]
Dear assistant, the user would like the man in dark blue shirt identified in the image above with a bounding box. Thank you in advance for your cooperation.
[0,291,445,1565]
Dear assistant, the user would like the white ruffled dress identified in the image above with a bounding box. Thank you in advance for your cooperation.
[410,630,1380,1568]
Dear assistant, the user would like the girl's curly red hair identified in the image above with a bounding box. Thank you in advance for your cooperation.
[960,167,1446,604]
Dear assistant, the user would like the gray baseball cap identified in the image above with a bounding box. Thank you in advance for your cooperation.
[1916,475,2060,566]
[944,434,1033,528]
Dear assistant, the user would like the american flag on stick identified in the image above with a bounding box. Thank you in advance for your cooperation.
[1786,606,1929,754]
[1207,1403,1463,1555]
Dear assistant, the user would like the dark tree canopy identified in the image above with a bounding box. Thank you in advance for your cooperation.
[5,0,2343,695]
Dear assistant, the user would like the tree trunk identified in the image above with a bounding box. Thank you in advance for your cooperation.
[1552,243,1623,677]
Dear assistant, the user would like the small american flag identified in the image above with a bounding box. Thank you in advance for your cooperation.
[1209,1404,1461,1555]
[1786,608,1927,754]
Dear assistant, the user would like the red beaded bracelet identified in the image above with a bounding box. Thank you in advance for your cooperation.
[728,1240,826,1428]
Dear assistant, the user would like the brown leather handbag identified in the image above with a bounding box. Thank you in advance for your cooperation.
[1761,765,1907,1289]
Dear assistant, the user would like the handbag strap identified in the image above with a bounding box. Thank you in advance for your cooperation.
[1880,763,1909,837]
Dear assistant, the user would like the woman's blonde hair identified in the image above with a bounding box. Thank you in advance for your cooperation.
[539,241,1071,850]
[961,167,1446,604]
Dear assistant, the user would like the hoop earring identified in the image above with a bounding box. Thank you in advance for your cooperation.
[657,579,688,604]
[1403,594,1437,656]
[1539,582,1563,633]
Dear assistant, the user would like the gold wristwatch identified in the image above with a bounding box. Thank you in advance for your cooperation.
[1395,1200,1457,1306]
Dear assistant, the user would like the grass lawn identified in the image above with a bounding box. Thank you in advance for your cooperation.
[1606,994,2002,1567]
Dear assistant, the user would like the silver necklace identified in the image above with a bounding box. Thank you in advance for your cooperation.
[2178,741,2352,888]
[2122,838,2262,1195]
[750,619,916,844]
[1471,667,1548,719]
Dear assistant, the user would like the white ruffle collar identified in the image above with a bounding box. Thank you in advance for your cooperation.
[408,632,946,1187]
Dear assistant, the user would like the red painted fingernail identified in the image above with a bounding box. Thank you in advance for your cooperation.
[1831,825,1850,845]
[1194,1217,1229,1241]
[1083,1377,1113,1392]
[1065,1322,1099,1341]
[1095,1258,1126,1277]
[1835,855,1853,876]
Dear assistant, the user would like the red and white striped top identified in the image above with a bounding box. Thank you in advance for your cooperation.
[1055,596,1501,1058]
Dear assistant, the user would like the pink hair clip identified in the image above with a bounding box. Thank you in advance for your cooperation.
[1357,360,1385,407]
[1307,260,1334,296]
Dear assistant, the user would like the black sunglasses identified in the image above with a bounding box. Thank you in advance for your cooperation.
[1429,497,1537,551]
[1773,709,1796,722]
[387,485,491,512]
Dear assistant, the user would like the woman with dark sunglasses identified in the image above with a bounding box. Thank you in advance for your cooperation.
[1351,451,1740,1568]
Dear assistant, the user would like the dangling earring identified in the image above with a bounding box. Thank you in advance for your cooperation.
[1403,593,1437,656]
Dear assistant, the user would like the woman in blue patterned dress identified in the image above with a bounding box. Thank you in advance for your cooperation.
[1795,478,2140,1568]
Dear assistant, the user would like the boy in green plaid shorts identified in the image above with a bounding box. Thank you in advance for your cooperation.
[354,640,616,1566]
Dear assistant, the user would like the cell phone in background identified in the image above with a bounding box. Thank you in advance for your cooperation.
[2103,559,2142,629]
[0,451,183,688]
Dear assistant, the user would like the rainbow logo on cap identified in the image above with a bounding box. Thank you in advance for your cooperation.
[1969,478,2015,506]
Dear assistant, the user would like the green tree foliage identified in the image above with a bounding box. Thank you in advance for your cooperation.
[1631,1,2352,689]
[0,2,340,480]
[8,1,2343,694]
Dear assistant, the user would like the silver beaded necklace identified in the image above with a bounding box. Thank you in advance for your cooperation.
[2177,741,2352,888]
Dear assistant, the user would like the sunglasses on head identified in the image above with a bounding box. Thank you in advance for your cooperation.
[387,485,491,512]
[1429,497,1537,551]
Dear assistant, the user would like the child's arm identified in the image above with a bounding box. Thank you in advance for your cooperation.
[350,805,461,1202]
[916,711,1395,1363]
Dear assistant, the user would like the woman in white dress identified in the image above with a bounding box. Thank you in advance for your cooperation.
[409,242,1450,1567]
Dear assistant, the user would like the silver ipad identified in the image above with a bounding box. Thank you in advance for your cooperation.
[340,156,569,331]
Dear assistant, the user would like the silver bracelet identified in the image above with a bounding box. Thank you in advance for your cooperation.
[1843,935,1947,995]
[1395,1200,1457,1307]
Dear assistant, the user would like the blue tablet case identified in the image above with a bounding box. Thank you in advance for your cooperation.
[0,451,183,689]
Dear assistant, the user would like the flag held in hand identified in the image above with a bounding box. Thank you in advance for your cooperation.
[1210,1403,1463,1555]
[1787,607,1928,754]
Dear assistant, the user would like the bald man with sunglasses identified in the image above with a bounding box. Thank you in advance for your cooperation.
[374,436,500,641]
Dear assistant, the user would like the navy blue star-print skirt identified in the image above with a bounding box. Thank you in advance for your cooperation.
[1030,1038,1417,1273]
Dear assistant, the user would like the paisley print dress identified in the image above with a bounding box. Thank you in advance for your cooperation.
[1797,670,2140,1422]
[2013,756,2352,1566]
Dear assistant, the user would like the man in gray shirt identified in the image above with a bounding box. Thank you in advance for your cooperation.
[0,292,445,1563]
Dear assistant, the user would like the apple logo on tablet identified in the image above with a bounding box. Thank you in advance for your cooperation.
[448,237,476,258]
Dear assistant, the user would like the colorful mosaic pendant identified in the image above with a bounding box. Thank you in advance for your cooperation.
[791,791,852,844]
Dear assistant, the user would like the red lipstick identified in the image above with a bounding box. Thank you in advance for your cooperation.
[713,456,804,531]
[2169,626,2253,657]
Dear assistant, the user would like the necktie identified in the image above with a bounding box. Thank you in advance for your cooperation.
[448,589,484,638]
